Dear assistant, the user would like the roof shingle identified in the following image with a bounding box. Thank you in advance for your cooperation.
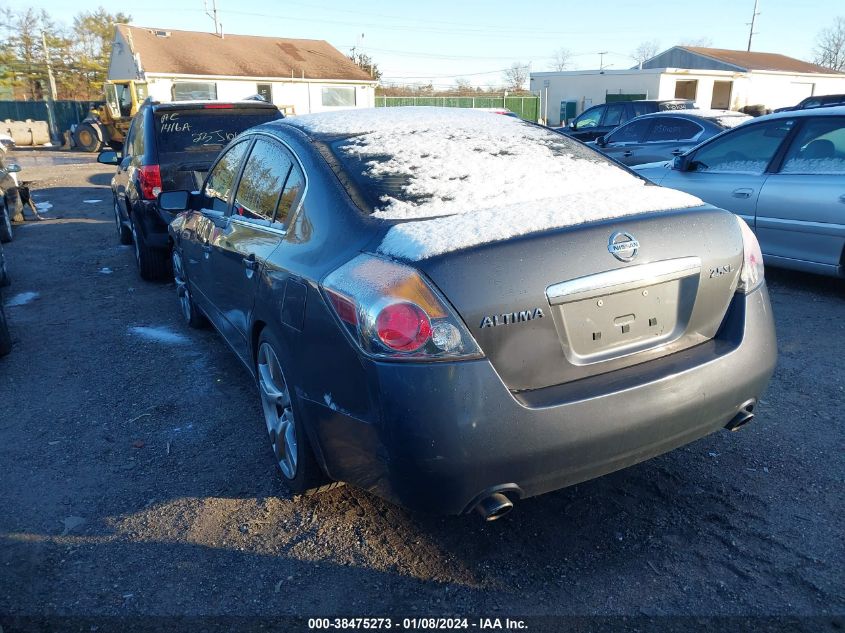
[681,47,841,74]
[117,25,375,82]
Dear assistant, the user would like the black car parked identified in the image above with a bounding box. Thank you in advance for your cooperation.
[559,99,696,142]
[98,100,283,280]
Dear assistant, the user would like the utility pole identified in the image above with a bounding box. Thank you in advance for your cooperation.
[598,51,609,71]
[747,0,760,52]
[41,31,59,142]
[205,0,223,37]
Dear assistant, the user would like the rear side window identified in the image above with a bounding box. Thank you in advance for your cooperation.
[154,109,281,156]
[781,117,845,174]
[607,118,651,144]
[204,140,251,213]
[691,119,794,174]
[647,118,702,142]
[602,104,627,127]
[233,139,293,222]
[276,165,305,227]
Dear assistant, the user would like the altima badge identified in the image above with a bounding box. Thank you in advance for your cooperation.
[480,308,544,328]
[608,232,640,262]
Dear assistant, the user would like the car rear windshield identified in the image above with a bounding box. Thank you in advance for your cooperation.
[154,108,280,156]
[316,120,621,216]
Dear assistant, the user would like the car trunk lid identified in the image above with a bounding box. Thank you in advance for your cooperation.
[414,207,744,391]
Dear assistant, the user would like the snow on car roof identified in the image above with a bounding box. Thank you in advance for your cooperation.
[287,107,704,260]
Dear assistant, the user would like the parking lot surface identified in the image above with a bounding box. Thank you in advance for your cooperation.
[1,151,843,626]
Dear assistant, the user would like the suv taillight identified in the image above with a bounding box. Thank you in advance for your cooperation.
[138,165,162,200]
[321,254,482,361]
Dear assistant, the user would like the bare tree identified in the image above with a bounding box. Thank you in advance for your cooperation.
[453,77,473,93]
[678,36,714,48]
[549,48,572,71]
[632,39,660,67]
[813,16,845,71]
[503,62,528,92]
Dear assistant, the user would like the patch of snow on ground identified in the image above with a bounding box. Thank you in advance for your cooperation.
[83,199,103,204]
[99,267,113,274]
[288,108,704,259]
[5,291,39,307]
[128,326,189,345]
[35,202,52,211]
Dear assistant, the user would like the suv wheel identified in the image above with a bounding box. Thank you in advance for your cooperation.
[130,219,171,281]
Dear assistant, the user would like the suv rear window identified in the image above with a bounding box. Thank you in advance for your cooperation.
[154,108,280,156]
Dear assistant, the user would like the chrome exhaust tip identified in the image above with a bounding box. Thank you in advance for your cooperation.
[474,492,514,521]
[725,400,756,432]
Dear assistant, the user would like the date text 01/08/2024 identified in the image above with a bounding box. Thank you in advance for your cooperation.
[307,617,528,630]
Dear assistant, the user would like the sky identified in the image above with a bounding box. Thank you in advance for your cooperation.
[6,0,843,87]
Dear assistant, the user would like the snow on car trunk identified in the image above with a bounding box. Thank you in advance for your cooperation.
[290,107,704,260]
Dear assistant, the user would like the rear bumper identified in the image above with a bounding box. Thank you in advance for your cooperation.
[304,286,777,515]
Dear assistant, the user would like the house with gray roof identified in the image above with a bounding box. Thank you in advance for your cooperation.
[531,46,845,126]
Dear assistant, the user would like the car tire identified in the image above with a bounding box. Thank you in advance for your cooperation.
[171,248,207,329]
[0,198,13,243]
[0,301,12,357]
[131,219,171,281]
[73,122,102,153]
[256,327,339,497]
[0,246,9,287]
[114,196,133,245]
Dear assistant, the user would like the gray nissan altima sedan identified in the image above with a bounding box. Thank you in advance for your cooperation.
[161,107,777,520]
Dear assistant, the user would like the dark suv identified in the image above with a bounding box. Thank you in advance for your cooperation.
[560,99,696,142]
[98,100,283,280]
[774,94,845,113]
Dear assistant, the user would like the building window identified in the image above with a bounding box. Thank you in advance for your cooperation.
[172,82,218,101]
[674,80,698,101]
[321,86,356,107]
[256,83,273,103]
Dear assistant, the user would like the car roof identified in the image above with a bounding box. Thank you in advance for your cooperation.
[148,100,279,111]
[754,104,845,121]
[624,110,747,121]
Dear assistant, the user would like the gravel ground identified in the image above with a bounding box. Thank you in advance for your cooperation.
[0,150,842,632]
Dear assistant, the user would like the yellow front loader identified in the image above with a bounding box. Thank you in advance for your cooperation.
[74,80,148,152]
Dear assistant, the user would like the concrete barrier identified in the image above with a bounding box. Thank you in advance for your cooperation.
[1,119,51,146]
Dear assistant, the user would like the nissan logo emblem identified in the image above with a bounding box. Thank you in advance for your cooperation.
[608,232,640,262]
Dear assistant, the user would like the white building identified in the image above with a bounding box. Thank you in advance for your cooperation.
[108,25,378,114]
[531,46,845,126]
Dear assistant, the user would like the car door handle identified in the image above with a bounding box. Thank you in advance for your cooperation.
[732,188,754,199]
[243,254,258,270]
[622,151,633,157]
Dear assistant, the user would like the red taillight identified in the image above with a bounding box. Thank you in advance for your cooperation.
[375,302,432,352]
[138,165,162,200]
[203,104,234,109]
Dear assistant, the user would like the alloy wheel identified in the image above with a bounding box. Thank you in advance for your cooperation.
[171,250,193,322]
[257,342,298,480]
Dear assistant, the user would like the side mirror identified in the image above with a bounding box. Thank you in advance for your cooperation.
[570,120,577,130]
[97,150,119,165]
[596,136,607,148]
[158,190,191,212]
[672,155,690,171]
[3,162,21,173]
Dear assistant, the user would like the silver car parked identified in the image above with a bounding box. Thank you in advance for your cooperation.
[588,110,751,166]
[636,106,845,277]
